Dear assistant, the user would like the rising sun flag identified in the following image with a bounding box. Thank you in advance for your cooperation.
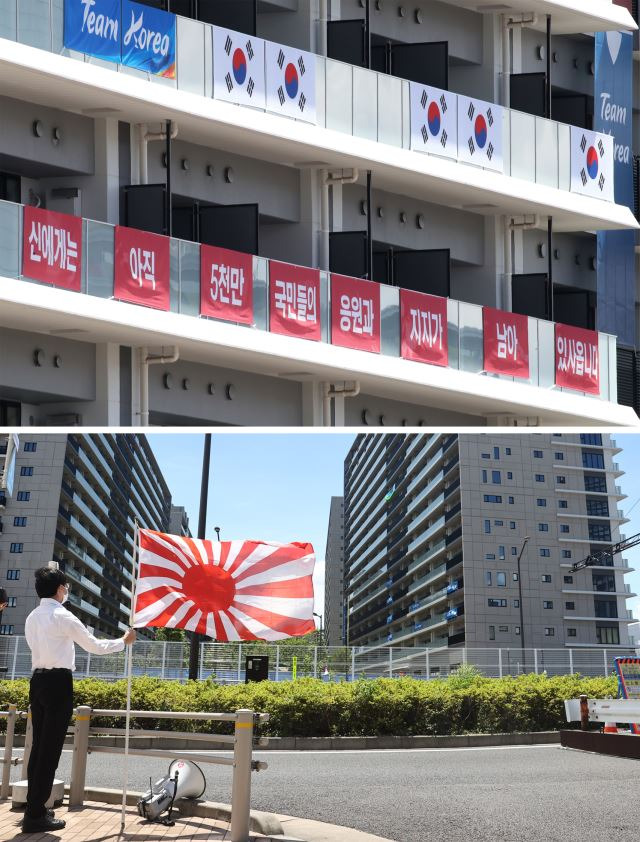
[132,529,316,641]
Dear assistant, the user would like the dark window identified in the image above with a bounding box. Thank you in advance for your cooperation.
[558,500,568,508]
[592,574,616,592]
[540,549,551,557]
[507,472,513,480]
[542,574,552,583]
[13,517,26,527]
[537,499,546,507]
[511,547,517,555]
[562,550,572,559]
[535,474,545,482]
[594,599,618,618]
[544,627,555,636]
[555,452,564,460]
[16,492,30,502]
[582,451,605,469]
[508,497,515,504]
[6,570,20,580]
[543,601,554,609]
[533,450,543,458]
[489,625,495,640]
[484,495,502,503]
[567,628,577,637]
[538,523,549,532]
[6,597,16,608]
[596,625,619,645]
[484,519,491,534]
[20,467,34,477]
[485,553,496,560]
[586,498,610,517]
[564,575,574,584]
[584,474,607,493]
[565,601,575,610]
[589,522,612,542]
[482,470,487,483]
[494,520,503,526]
[510,522,516,529]
[497,571,506,586]
[493,447,500,459]
[485,572,492,586]
[556,476,566,485]
[488,598,507,608]
[498,546,505,560]
[9,544,22,553]
[580,434,603,446]
[23,442,37,452]
[561,525,570,533]
[492,471,501,484]
[506,448,511,455]
[0,625,14,635]
[481,453,490,459]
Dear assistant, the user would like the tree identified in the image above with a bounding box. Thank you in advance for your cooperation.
[154,627,187,642]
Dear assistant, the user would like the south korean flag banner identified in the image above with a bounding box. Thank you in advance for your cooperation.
[570,127,614,202]
[213,26,266,109]
[410,83,457,161]
[457,95,504,173]
[265,41,316,125]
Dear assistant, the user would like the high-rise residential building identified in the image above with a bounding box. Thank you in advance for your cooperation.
[0,433,174,637]
[0,2,637,428]
[344,433,635,654]
[169,505,192,537]
[324,495,344,645]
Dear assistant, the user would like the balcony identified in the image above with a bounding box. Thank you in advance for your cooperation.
[1,3,636,235]
[0,196,629,424]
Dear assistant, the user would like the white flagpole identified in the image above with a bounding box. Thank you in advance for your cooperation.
[120,521,140,833]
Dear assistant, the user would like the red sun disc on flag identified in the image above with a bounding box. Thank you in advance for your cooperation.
[133,530,316,641]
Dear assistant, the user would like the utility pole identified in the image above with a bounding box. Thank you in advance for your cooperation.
[188,433,211,680]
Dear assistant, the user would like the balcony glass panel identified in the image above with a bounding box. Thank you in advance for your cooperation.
[177,16,206,96]
[353,67,378,141]
[86,221,115,299]
[535,118,559,188]
[378,73,403,148]
[0,201,20,279]
[0,0,16,40]
[18,0,51,51]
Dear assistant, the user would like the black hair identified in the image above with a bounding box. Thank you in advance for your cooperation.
[34,567,68,599]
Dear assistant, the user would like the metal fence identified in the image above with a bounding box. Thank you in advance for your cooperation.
[0,637,636,682]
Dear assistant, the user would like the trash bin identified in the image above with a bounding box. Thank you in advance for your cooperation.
[245,655,269,683]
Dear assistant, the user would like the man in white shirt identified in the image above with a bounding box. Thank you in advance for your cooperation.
[23,566,136,834]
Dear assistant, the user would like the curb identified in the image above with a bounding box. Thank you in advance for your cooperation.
[3,731,561,751]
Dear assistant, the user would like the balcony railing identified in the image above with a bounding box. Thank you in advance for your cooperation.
[2,3,623,206]
[0,200,619,403]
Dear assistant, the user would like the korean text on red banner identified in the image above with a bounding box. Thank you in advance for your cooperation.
[330,274,380,353]
[114,226,170,311]
[483,307,530,378]
[200,245,253,325]
[22,206,82,291]
[269,261,321,341]
[555,323,600,395]
[400,289,448,366]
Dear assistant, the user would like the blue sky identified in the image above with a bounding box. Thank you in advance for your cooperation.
[147,433,354,613]
[148,433,640,629]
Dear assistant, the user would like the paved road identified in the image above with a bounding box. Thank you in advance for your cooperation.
[11,745,640,842]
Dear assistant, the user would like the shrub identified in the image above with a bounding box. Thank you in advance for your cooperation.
[0,674,618,737]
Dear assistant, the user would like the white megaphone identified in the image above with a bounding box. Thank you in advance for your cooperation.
[137,759,206,825]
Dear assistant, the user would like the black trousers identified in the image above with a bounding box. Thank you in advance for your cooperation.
[26,670,74,819]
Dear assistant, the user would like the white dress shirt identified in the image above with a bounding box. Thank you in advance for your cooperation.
[25,598,125,671]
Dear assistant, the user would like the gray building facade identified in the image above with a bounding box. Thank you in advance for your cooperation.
[0,1,637,427]
[0,433,174,637]
[344,433,635,653]
[324,495,344,645]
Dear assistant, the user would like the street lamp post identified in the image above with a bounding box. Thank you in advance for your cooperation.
[516,536,530,672]
[313,612,323,645]
[188,433,212,681]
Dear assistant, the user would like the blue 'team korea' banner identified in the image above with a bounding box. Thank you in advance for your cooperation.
[121,1,176,79]
[64,0,121,63]
[595,31,635,348]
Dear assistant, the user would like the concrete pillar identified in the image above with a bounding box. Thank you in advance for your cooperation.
[302,382,324,427]
[87,119,120,225]
[94,343,121,426]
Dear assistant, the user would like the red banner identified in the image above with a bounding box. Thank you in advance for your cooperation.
[114,226,170,311]
[200,245,253,324]
[555,323,600,394]
[330,274,380,353]
[400,289,448,366]
[269,261,321,341]
[483,307,530,378]
[22,206,82,291]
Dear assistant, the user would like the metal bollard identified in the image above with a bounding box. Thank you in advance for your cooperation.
[230,709,254,842]
[69,706,92,808]
[1,705,17,799]
[21,710,33,778]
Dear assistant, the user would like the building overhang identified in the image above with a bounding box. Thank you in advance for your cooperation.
[0,40,637,235]
[440,0,638,34]
[1,277,636,426]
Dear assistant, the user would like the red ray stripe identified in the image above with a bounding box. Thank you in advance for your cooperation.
[234,545,310,583]
[178,602,201,631]
[224,541,263,577]
[140,597,188,628]
[224,609,260,641]
[138,562,185,581]
[232,600,315,638]
[140,537,191,573]
[135,585,181,611]
[181,536,209,568]
[236,576,314,598]
[195,612,209,636]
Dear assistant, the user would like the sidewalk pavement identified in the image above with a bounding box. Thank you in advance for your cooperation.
[0,801,396,842]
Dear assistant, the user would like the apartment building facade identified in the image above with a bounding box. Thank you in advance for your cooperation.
[323,495,344,645]
[0,1,637,427]
[344,433,635,653]
[0,432,173,637]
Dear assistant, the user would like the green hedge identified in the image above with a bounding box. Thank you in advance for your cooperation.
[0,673,617,737]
